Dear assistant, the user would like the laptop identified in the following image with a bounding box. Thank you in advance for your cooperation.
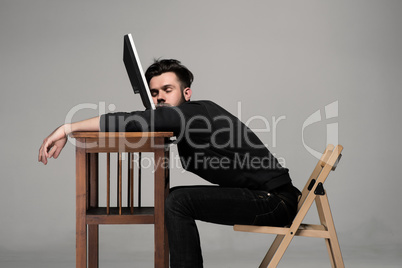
[123,33,156,110]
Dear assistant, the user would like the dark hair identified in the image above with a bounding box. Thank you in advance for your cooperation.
[145,59,194,89]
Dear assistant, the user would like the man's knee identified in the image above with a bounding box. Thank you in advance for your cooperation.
[165,187,192,216]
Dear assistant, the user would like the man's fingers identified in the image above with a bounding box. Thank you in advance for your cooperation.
[38,145,43,162]
[39,150,48,165]
[40,149,47,164]
[38,140,51,165]
[44,140,52,158]
[48,146,56,158]
[39,144,46,163]
[53,147,62,159]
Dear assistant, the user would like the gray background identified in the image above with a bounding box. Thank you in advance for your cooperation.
[1,0,401,267]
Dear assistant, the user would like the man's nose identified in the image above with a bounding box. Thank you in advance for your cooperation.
[157,91,166,102]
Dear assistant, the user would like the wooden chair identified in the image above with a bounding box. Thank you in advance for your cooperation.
[234,144,345,268]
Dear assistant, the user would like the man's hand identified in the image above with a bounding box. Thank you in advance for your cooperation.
[38,116,100,165]
[38,124,69,165]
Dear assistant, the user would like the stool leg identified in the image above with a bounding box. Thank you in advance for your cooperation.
[88,225,99,268]
[154,147,169,268]
[88,153,99,268]
[76,144,87,268]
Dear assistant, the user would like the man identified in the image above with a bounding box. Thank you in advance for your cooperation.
[38,59,300,268]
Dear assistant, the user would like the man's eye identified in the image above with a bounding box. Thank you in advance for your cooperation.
[151,91,158,97]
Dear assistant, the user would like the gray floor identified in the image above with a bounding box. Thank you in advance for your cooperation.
[1,244,401,268]
[2,222,401,268]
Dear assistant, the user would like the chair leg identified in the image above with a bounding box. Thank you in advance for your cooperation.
[268,233,296,268]
[324,238,336,268]
[260,189,317,267]
[259,232,296,268]
[259,235,284,268]
[316,194,345,268]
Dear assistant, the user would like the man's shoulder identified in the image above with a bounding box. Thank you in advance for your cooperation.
[183,100,215,105]
[175,100,213,116]
[180,100,222,109]
[179,100,237,120]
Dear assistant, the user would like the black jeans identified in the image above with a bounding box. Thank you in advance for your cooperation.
[165,184,300,268]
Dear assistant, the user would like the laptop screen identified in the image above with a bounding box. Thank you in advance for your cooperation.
[123,34,155,110]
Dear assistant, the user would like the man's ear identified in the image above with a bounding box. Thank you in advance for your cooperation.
[183,87,192,101]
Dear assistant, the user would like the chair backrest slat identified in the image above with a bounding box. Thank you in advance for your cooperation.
[107,153,111,215]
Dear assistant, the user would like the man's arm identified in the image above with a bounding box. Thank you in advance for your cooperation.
[38,116,100,165]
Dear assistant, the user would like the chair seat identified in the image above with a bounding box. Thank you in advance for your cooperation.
[234,223,330,238]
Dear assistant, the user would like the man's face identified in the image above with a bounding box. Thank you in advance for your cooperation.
[149,72,191,107]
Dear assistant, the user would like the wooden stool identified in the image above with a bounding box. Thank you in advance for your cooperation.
[71,132,173,268]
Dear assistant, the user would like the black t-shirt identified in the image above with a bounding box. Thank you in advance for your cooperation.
[100,100,291,191]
